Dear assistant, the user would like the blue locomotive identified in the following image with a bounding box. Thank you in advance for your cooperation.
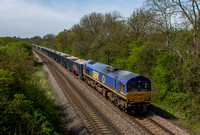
[83,60,151,113]
[33,45,151,113]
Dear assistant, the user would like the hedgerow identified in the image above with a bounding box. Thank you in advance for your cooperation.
[0,41,62,134]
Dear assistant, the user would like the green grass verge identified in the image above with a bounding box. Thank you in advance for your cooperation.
[0,42,63,134]
[0,62,63,134]
[24,62,63,134]
[151,100,200,134]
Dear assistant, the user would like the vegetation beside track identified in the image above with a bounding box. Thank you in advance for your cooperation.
[29,1,200,133]
[0,39,62,134]
[1,1,200,133]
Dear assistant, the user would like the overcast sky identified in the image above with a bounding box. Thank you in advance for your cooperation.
[0,0,144,38]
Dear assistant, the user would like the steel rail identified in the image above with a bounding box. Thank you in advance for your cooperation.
[34,48,175,135]
[34,49,121,135]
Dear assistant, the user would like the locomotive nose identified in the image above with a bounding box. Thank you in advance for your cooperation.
[127,92,151,103]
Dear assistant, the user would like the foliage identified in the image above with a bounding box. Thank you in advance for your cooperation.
[126,40,148,72]
[0,37,22,46]
[153,51,182,99]
[26,0,200,132]
[29,36,43,45]
[55,29,70,51]
[0,41,61,134]
[42,34,56,49]
[29,34,56,50]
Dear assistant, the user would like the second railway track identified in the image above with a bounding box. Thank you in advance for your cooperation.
[76,70,175,135]
[34,48,176,135]
[34,49,122,134]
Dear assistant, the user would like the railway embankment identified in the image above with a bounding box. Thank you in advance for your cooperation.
[33,48,89,134]
[0,42,62,134]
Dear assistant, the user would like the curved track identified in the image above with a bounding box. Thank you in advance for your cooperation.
[63,63,175,135]
[78,76,175,135]
[131,114,174,135]
[34,48,175,135]
[34,49,121,135]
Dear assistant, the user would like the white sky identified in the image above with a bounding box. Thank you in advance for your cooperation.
[0,0,144,38]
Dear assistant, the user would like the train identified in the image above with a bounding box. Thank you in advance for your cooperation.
[33,44,151,113]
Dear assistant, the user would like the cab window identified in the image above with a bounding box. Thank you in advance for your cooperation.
[120,82,125,94]
[140,83,150,92]
[128,83,138,92]
[86,68,90,75]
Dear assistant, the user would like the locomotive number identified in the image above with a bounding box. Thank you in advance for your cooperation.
[92,71,99,80]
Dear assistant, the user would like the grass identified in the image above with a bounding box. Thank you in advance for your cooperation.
[0,61,63,134]
[31,65,55,99]
[0,42,64,134]
[151,100,200,134]
[24,62,63,134]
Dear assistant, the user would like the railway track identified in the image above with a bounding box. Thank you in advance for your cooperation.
[64,64,175,135]
[34,49,175,135]
[80,80,174,135]
[66,65,175,135]
[131,115,174,135]
[34,49,121,135]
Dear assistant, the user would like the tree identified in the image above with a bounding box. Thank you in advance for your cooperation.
[69,24,90,58]
[70,11,128,62]
[80,12,104,36]
[42,34,56,49]
[79,12,104,59]
[30,36,43,45]
[172,0,200,59]
[146,0,186,61]
[127,8,154,41]
[145,0,200,97]
[55,29,70,51]
[101,12,128,65]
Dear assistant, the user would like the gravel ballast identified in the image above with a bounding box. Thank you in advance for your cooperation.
[33,51,89,134]
[33,50,192,135]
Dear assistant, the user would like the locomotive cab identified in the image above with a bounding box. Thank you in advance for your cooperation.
[126,76,151,113]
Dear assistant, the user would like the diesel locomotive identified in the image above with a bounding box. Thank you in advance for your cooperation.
[33,45,151,113]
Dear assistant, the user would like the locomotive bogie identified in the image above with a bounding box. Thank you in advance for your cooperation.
[117,97,127,111]
[107,91,117,103]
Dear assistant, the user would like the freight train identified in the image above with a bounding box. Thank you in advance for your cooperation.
[33,44,151,113]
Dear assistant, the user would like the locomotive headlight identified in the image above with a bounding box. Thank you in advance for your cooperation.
[128,99,134,102]
[145,97,150,101]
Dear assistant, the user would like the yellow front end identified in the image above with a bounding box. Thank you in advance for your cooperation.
[126,92,151,103]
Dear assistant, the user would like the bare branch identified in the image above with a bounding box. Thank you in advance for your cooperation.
[192,0,197,27]
[172,0,194,26]
[194,0,200,12]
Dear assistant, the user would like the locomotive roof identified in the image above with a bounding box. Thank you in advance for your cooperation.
[84,60,147,83]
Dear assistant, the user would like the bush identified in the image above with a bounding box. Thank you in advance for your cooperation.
[0,41,62,134]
